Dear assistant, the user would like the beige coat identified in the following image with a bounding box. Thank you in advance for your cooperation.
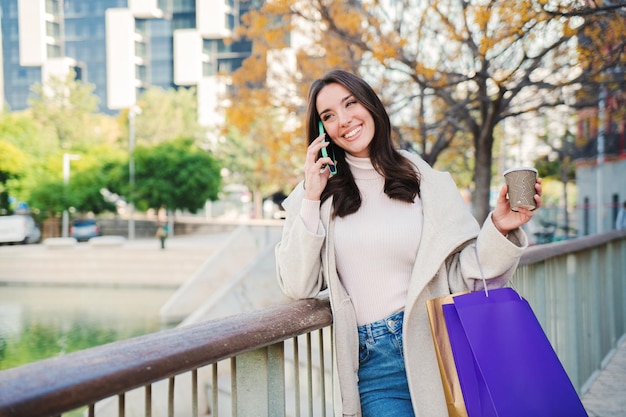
[275,151,528,417]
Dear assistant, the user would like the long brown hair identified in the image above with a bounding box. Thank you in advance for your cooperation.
[306,69,421,217]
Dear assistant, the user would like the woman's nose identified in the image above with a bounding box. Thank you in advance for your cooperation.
[339,111,352,127]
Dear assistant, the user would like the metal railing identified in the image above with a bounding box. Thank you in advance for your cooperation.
[0,230,624,417]
[0,297,333,417]
[513,229,626,393]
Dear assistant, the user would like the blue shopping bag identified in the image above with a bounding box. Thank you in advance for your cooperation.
[442,287,588,417]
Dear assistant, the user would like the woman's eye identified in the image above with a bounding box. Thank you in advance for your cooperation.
[346,100,357,107]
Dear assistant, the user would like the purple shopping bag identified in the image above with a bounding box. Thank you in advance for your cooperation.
[442,287,588,417]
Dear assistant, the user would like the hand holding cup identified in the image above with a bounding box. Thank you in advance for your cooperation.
[492,167,542,236]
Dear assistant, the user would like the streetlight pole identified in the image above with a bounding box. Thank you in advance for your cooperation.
[596,85,606,234]
[62,153,80,238]
[128,106,137,240]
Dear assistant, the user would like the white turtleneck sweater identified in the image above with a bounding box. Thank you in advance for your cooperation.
[300,153,423,325]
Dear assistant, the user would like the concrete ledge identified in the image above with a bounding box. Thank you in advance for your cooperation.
[89,236,127,247]
[44,237,78,248]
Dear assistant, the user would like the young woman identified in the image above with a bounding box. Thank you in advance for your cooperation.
[275,69,542,417]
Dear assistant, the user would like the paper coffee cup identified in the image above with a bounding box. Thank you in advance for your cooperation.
[503,167,538,211]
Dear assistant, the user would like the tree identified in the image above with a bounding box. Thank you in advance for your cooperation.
[220,66,307,216]
[0,140,28,213]
[0,111,52,158]
[0,111,51,212]
[132,138,222,214]
[534,117,579,238]
[236,0,626,223]
[0,96,121,216]
[28,70,102,151]
[68,149,127,215]
[124,87,207,147]
[226,4,361,202]
[27,148,125,217]
[28,178,70,217]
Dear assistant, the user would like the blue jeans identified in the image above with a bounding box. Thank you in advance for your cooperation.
[357,311,415,417]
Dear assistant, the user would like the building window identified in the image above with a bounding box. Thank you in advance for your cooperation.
[158,0,172,14]
[203,39,227,54]
[5,1,17,17]
[580,118,591,140]
[136,19,148,36]
[203,61,217,77]
[94,1,106,14]
[45,0,60,15]
[226,13,236,31]
[151,61,173,87]
[47,44,62,58]
[172,0,196,13]
[150,19,171,37]
[65,21,77,38]
[151,38,172,60]
[172,15,195,30]
[73,65,84,81]
[136,41,148,59]
[136,65,148,83]
[6,21,19,41]
[65,44,74,57]
[218,59,234,74]
[46,21,61,38]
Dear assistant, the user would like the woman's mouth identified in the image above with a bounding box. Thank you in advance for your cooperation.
[343,125,362,140]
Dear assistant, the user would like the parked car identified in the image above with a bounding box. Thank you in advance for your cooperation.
[70,219,101,242]
[0,215,41,245]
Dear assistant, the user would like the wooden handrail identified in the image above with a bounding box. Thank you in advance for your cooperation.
[520,229,626,265]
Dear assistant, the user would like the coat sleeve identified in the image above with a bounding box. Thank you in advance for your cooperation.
[447,212,529,293]
[275,182,328,300]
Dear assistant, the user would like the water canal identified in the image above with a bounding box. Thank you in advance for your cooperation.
[0,285,174,370]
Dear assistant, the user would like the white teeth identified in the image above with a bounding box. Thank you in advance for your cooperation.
[343,126,361,139]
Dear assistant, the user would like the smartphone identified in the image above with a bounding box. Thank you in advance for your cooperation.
[318,121,337,176]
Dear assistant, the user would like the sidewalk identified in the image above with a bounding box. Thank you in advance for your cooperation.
[581,335,626,417]
[0,232,234,287]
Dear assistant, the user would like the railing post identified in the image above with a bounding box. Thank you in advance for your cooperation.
[565,253,582,391]
[235,344,286,417]
[589,249,602,373]
[619,239,626,337]
[604,242,617,355]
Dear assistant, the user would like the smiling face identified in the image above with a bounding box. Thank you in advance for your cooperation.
[316,83,375,158]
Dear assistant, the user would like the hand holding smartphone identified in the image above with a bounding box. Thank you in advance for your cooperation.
[318,121,337,176]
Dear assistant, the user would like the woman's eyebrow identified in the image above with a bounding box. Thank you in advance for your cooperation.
[341,94,354,104]
[319,95,355,116]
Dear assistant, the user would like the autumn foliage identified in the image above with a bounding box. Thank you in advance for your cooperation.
[229,0,625,222]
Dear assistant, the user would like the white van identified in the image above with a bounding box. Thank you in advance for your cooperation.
[0,215,42,244]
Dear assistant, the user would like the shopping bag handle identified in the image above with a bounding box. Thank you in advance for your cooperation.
[473,244,521,299]
[474,245,489,297]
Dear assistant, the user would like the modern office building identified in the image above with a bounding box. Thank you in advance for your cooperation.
[0,0,257,126]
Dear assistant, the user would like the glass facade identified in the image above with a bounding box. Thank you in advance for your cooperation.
[0,0,256,114]
[201,0,253,78]
[0,0,41,111]
[63,0,125,113]
[149,19,174,90]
